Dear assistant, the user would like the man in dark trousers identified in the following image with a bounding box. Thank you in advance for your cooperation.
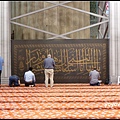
[9,75,20,87]
[43,54,55,87]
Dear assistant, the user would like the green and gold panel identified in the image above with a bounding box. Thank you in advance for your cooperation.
[11,39,109,83]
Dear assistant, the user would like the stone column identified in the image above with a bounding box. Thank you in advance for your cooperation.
[109,1,120,84]
[0,1,11,84]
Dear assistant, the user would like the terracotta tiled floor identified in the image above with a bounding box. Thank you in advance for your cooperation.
[0,84,120,119]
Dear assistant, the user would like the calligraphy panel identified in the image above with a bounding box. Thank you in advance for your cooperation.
[11,39,109,83]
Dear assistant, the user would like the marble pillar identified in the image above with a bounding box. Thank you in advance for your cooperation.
[109,1,120,84]
[0,1,11,84]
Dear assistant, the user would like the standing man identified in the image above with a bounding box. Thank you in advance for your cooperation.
[89,67,101,86]
[43,54,55,87]
[0,56,4,84]
[24,67,36,87]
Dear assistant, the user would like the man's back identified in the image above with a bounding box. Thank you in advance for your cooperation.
[24,70,35,82]
[9,75,20,87]
[44,57,55,69]
[43,54,55,87]
[24,67,36,87]
[89,70,100,84]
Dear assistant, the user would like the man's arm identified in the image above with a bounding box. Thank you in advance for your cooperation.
[98,73,100,80]
[18,80,20,85]
[53,59,55,67]
[2,58,4,66]
[89,71,92,80]
[33,73,36,82]
[17,76,20,85]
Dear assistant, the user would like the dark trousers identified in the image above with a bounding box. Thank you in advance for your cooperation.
[0,70,1,84]
[25,80,35,87]
[90,82,100,86]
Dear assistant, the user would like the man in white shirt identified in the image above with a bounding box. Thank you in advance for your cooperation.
[24,67,36,87]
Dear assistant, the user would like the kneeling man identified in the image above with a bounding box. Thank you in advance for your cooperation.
[24,67,36,87]
[89,67,101,86]
[9,75,20,87]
